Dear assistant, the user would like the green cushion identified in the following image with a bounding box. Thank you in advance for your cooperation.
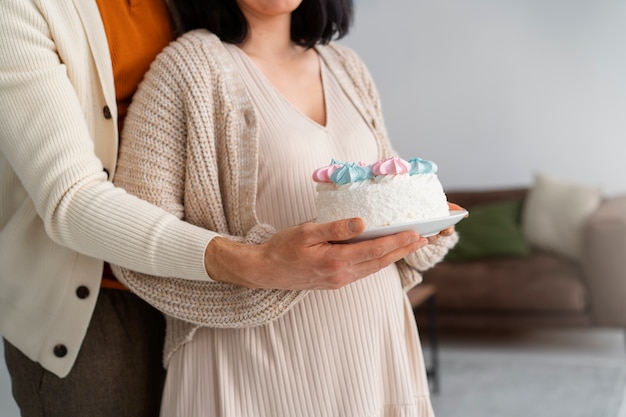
[445,200,531,262]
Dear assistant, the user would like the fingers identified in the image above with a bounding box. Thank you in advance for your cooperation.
[306,218,366,243]
[335,232,428,283]
[333,231,425,267]
[447,201,468,215]
[439,226,456,236]
[311,223,426,274]
[444,201,468,238]
[341,230,424,262]
[291,228,426,289]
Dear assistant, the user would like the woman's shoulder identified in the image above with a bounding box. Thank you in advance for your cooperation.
[174,29,222,48]
[158,29,223,62]
[145,29,228,84]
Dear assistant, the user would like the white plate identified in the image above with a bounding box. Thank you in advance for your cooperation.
[346,210,468,243]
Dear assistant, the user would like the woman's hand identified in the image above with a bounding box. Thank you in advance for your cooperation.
[204,218,428,290]
[427,201,468,242]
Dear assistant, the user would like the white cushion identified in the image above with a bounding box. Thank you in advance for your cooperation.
[522,173,603,259]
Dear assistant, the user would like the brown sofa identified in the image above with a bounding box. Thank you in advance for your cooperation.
[415,188,626,331]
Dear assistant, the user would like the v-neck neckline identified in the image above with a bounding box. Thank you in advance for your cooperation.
[227,44,329,130]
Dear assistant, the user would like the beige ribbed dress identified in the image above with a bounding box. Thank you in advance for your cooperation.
[159,44,435,417]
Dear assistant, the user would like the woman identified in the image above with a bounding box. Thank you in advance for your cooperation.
[112,0,458,415]
[0,0,422,415]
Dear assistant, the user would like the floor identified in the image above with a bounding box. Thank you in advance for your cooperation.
[426,327,626,417]
[612,378,626,416]
[2,328,626,416]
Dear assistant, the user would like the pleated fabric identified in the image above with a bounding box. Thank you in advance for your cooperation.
[159,44,435,417]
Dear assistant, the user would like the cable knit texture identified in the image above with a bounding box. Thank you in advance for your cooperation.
[111,30,457,365]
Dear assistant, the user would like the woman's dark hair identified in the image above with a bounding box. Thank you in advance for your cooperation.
[173,0,353,48]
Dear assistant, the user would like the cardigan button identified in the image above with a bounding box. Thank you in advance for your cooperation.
[103,106,112,120]
[76,286,90,299]
[53,344,68,358]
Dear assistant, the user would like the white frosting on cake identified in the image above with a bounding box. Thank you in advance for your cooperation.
[313,157,449,229]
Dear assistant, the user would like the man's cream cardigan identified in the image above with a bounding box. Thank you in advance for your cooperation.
[111,30,459,367]
[0,0,216,377]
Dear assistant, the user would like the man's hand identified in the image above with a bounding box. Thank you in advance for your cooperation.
[204,218,428,290]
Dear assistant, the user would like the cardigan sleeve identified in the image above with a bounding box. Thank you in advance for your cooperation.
[0,0,214,281]
[111,35,309,328]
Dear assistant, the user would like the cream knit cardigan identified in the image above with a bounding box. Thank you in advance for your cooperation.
[112,30,458,365]
[0,0,215,378]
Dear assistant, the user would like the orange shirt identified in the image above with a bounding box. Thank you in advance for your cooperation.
[96,0,175,289]
[95,0,175,131]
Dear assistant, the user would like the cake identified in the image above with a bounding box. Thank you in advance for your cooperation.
[313,156,449,229]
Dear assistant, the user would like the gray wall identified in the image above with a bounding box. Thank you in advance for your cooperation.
[342,0,626,196]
